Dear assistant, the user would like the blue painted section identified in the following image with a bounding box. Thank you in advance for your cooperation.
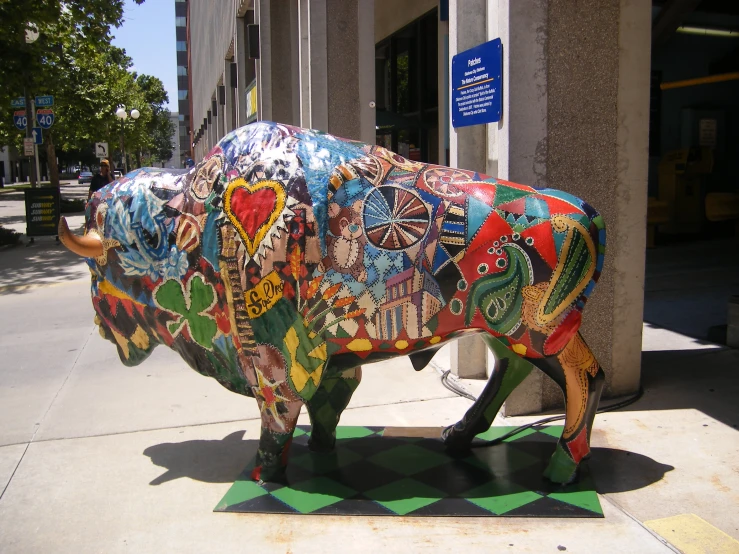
[466,195,493,242]
[525,197,550,219]
[202,212,221,268]
[294,130,365,255]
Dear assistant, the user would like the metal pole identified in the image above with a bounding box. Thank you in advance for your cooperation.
[23,87,37,187]
[120,118,127,174]
[31,99,41,183]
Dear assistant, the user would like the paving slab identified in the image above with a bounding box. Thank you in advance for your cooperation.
[0,281,95,446]
[0,419,673,554]
[592,408,739,541]
[0,445,26,496]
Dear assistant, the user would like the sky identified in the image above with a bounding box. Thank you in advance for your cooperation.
[111,0,178,112]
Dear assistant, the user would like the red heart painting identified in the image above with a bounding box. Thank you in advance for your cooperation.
[224,178,286,257]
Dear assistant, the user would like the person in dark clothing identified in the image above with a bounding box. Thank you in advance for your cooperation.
[88,159,115,199]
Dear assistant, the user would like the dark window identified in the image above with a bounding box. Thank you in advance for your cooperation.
[375,8,438,164]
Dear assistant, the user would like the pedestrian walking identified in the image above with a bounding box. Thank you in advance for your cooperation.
[88,159,115,199]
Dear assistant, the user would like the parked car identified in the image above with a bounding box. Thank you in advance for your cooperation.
[78,171,93,184]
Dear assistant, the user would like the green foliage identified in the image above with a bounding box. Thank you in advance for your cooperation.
[0,0,173,174]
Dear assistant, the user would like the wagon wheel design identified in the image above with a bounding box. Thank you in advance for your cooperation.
[423,167,471,198]
[363,186,430,250]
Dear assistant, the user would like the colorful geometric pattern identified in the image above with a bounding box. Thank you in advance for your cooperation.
[214,426,603,517]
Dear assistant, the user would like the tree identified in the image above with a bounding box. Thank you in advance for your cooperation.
[0,0,144,186]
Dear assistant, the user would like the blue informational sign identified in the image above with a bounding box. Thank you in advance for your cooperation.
[451,38,503,128]
[11,98,26,108]
[32,127,43,145]
[35,95,54,107]
[13,111,27,130]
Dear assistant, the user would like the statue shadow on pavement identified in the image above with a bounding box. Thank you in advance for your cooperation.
[143,431,673,498]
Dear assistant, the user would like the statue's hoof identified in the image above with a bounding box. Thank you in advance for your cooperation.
[441,425,472,453]
[542,444,579,484]
[251,463,287,483]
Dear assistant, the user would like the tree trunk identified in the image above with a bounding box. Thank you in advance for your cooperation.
[46,131,60,189]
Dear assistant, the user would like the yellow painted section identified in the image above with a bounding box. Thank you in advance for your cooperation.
[346,338,373,352]
[243,271,283,318]
[130,326,150,350]
[645,514,739,554]
[429,336,441,344]
[285,327,327,393]
[512,343,527,356]
[394,340,409,350]
[98,279,142,305]
[110,328,130,359]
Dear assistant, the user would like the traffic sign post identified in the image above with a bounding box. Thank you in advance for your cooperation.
[11,98,25,108]
[95,142,109,158]
[24,138,34,156]
[13,111,27,131]
[36,109,54,129]
[32,127,43,145]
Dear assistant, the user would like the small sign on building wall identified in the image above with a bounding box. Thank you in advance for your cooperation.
[698,118,717,148]
[451,38,503,128]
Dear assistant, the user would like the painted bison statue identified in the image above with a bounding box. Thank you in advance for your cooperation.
[59,122,606,484]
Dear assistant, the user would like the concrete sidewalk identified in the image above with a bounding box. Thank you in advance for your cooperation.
[1,202,738,552]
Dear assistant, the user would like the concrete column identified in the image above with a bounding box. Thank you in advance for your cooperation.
[449,0,487,173]
[256,0,272,121]
[297,0,328,130]
[235,16,248,126]
[484,0,650,414]
[256,0,297,124]
[224,62,234,134]
[448,0,488,379]
[295,0,373,141]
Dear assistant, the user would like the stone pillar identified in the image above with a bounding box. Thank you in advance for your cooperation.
[448,0,489,379]
[256,0,298,125]
[295,0,374,141]
[483,0,650,414]
[235,15,248,126]
[224,62,234,134]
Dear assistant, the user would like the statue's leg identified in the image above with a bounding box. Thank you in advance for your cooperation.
[306,365,363,453]
[443,334,533,451]
[248,348,305,482]
[533,332,605,484]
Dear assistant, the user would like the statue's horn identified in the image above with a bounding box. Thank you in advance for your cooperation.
[58,216,103,258]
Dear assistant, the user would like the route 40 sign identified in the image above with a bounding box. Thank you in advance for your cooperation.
[36,109,55,129]
[13,111,27,130]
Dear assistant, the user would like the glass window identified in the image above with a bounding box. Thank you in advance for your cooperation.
[178,114,185,121]
[177,65,187,76]
[176,41,187,51]
[178,90,188,100]
[175,16,187,27]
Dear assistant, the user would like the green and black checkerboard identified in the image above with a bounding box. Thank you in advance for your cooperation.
[214,425,603,517]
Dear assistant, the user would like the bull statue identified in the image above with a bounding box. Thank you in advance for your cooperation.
[59,122,606,485]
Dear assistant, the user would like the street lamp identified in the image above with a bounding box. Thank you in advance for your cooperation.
[115,106,140,174]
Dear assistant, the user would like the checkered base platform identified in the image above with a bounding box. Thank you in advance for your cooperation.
[214,425,603,517]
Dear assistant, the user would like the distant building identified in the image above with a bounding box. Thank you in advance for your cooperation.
[159,112,182,168]
[174,0,192,165]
